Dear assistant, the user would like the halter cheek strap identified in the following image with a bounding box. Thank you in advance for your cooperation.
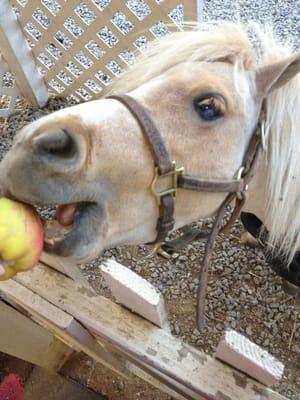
[109,94,178,243]
[108,94,264,331]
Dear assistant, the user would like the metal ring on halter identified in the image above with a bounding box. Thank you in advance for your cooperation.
[236,166,244,181]
[260,119,267,151]
[236,166,247,201]
[130,243,172,260]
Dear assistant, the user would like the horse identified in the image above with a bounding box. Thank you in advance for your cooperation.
[1,22,300,277]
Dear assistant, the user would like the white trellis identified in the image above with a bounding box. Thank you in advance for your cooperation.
[0,0,197,120]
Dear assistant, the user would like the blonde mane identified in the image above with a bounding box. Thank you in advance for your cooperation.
[109,22,257,94]
[110,22,300,263]
[260,33,300,263]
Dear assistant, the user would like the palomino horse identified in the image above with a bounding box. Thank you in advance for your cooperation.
[1,23,300,293]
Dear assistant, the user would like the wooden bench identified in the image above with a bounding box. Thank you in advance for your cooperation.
[0,257,287,400]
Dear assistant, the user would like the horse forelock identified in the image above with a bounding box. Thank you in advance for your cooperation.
[108,22,258,96]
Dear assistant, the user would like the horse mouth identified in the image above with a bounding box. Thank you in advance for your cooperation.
[43,201,98,258]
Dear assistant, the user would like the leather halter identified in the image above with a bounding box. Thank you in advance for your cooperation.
[109,94,264,331]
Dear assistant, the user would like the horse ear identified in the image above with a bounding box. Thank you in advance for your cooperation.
[256,52,300,97]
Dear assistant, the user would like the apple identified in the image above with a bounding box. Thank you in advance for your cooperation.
[0,198,43,280]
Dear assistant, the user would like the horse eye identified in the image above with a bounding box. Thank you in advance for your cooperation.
[194,97,224,121]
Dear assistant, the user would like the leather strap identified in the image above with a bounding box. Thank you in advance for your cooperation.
[162,195,246,253]
[178,176,244,193]
[108,95,176,242]
[156,194,175,243]
[109,94,173,174]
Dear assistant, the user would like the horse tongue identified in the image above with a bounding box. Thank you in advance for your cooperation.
[55,204,77,226]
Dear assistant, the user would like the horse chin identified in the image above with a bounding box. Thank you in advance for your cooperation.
[43,202,106,263]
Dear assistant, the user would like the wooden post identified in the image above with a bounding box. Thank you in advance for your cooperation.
[0,300,72,370]
[0,0,48,107]
[0,278,130,379]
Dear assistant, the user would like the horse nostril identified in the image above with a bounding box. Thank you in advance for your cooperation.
[34,129,77,160]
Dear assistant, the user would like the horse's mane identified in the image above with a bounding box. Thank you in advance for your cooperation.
[110,22,300,263]
[109,22,257,94]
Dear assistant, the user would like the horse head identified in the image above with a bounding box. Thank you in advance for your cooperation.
[1,23,300,265]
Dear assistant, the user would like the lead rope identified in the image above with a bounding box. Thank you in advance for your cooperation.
[196,192,246,330]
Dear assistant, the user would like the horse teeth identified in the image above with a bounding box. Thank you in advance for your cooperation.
[44,237,55,245]
[44,219,73,243]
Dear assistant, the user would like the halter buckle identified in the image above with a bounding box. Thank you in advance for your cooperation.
[151,161,184,205]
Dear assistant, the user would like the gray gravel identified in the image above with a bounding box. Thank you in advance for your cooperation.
[203,0,300,49]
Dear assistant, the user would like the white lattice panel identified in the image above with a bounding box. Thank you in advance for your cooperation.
[0,0,49,121]
[10,0,196,103]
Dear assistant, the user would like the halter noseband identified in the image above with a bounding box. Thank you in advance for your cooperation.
[109,94,264,331]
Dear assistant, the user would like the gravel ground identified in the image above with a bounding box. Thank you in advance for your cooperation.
[1,2,300,397]
[203,0,300,49]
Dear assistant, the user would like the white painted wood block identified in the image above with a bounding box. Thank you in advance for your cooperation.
[215,330,284,386]
[100,259,169,330]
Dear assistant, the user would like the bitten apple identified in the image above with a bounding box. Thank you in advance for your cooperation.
[0,198,43,280]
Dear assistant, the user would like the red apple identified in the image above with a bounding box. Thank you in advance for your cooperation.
[0,198,43,280]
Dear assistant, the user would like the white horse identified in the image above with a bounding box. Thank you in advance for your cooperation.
[0,22,300,271]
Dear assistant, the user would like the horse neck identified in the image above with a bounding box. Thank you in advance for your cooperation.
[247,76,300,262]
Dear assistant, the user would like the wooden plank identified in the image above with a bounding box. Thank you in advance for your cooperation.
[128,363,193,400]
[0,268,192,400]
[94,333,202,400]
[101,260,169,329]
[0,278,73,329]
[41,252,94,292]
[0,300,72,370]
[114,343,205,400]
[15,263,288,400]
[0,278,130,379]
[0,0,49,106]
[24,367,105,400]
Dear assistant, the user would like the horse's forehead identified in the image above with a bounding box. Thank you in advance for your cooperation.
[19,62,252,141]
[131,61,253,117]
[162,61,239,86]
[140,61,251,105]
